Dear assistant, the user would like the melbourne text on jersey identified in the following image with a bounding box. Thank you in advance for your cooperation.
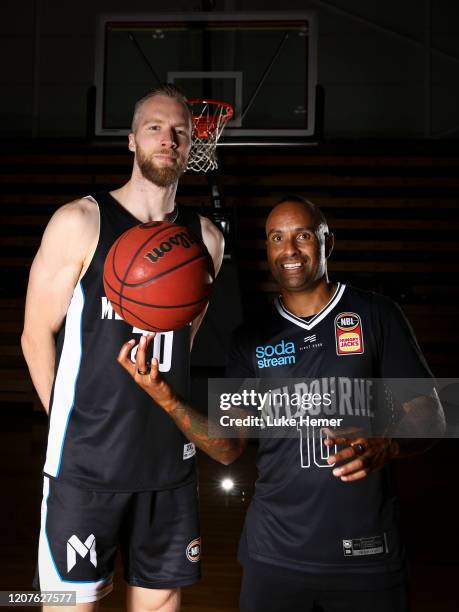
[260,378,375,421]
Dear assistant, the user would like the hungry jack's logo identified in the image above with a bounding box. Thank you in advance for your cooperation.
[335,312,364,355]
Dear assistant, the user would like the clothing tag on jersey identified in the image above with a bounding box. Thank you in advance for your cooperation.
[342,534,387,557]
[183,442,196,460]
[335,312,364,355]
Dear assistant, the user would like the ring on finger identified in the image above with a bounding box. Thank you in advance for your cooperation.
[351,442,366,456]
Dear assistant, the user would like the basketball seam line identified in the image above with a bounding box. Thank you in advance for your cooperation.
[106,299,179,332]
[113,223,178,319]
[103,275,209,309]
[120,252,210,288]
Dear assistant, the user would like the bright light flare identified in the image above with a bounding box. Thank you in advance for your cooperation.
[221,478,235,492]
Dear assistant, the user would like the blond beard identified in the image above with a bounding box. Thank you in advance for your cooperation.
[136,147,187,187]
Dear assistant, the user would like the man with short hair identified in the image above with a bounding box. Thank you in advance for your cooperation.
[22,84,224,611]
[122,195,444,612]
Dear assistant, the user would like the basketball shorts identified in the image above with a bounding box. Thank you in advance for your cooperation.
[240,557,409,612]
[36,476,201,603]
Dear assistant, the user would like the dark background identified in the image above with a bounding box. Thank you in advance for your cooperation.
[1,2,458,611]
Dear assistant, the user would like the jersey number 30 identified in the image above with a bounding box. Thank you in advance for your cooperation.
[130,332,173,373]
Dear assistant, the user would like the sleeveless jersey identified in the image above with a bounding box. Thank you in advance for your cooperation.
[43,192,202,491]
[226,284,433,586]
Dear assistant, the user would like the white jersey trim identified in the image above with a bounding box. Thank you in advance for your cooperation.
[44,282,85,477]
[274,284,346,331]
[78,195,100,285]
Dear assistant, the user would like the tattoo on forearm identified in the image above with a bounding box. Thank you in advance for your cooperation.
[168,398,240,461]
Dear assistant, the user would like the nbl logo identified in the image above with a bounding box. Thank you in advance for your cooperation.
[334,312,364,355]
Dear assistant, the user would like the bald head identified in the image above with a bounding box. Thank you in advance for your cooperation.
[265,197,333,293]
[266,198,329,239]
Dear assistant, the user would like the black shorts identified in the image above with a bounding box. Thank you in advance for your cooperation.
[240,557,410,612]
[37,477,201,603]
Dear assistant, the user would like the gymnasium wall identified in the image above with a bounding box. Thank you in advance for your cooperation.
[3,0,459,138]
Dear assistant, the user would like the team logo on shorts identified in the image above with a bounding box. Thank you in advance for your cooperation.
[186,537,201,563]
[66,534,97,573]
[334,313,364,355]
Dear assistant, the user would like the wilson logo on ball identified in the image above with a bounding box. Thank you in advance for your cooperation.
[103,221,214,332]
[144,231,198,264]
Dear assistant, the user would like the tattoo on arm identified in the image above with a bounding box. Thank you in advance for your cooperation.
[166,397,245,464]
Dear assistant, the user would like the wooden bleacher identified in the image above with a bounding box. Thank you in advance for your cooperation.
[1,140,458,412]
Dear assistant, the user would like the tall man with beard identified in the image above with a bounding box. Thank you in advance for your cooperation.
[119,196,445,612]
[21,85,224,612]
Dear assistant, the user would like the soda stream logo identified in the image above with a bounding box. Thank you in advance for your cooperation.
[255,340,296,368]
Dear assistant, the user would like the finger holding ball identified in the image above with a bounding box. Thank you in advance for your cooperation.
[117,335,176,410]
[135,335,154,376]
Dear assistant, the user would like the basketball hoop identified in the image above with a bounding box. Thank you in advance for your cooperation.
[187,98,234,173]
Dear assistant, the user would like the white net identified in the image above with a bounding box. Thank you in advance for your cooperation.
[187,99,234,173]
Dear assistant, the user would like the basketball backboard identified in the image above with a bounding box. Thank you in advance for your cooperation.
[94,12,318,145]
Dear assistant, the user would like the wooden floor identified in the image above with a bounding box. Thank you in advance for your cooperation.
[0,420,457,611]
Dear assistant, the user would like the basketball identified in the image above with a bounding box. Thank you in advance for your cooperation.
[103,221,214,332]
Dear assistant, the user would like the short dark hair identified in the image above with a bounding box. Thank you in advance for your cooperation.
[274,194,329,233]
[131,83,193,132]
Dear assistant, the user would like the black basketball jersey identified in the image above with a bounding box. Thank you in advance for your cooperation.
[226,284,433,585]
[44,192,201,491]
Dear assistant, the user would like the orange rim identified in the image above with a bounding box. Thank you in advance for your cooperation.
[188,98,234,139]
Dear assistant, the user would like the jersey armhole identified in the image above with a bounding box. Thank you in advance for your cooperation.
[77,195,101,284]
[178,208,203,241]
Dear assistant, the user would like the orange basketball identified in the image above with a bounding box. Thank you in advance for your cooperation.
[103,221,214,331]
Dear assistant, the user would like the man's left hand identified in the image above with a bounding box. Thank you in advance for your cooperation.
[324,436,399,482]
